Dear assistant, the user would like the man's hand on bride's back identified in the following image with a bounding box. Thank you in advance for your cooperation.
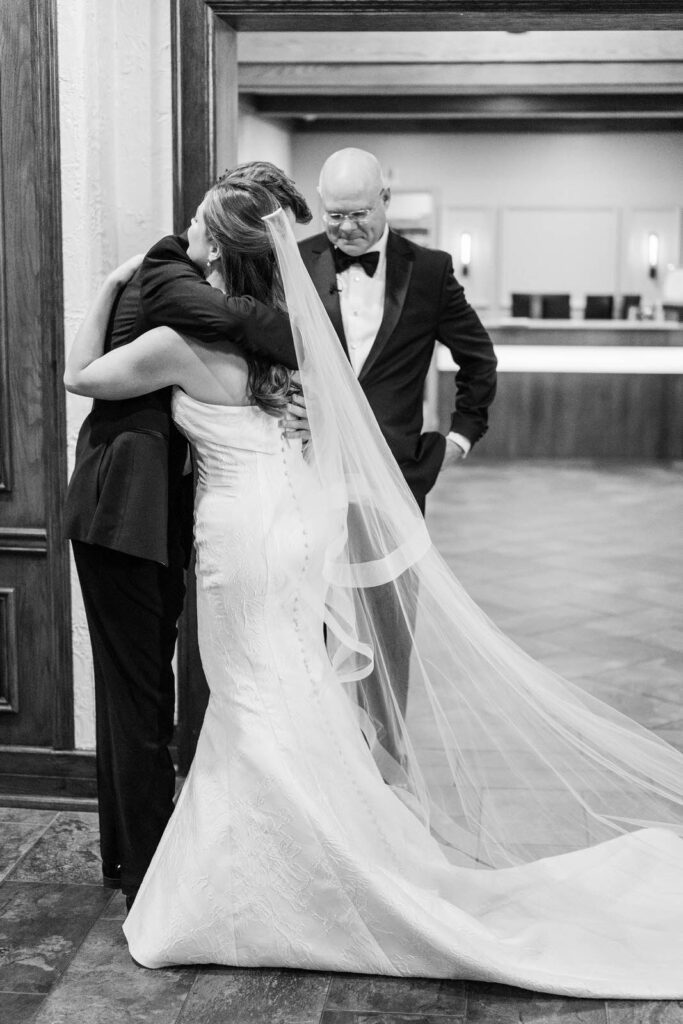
[283,393,310,445]
[109,254,145,289]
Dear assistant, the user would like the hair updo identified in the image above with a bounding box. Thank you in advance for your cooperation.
[202,179,297,415]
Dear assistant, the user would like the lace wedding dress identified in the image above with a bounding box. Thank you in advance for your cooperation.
[122,388,683,997]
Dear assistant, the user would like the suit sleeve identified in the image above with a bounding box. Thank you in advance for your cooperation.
[139,235,298,370]
[106,273,143,352]
[435,255,497,446]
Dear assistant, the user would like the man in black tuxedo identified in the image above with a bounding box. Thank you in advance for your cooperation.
[300,148,496,510]
[299,148,497,747]
[65,164,311,908]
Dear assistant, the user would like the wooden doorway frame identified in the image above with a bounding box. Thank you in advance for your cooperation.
[171,0,683,232]
[170,0,683,771]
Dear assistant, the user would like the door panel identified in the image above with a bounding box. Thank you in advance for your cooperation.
[0,1,72,760]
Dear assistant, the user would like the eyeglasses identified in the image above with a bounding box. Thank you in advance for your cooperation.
[322,208,373,227]
[321,189,386,227]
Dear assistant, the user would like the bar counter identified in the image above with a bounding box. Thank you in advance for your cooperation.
[436,321,683,459]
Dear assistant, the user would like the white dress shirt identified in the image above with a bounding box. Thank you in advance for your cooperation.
[336,227,388,378]
[335,227,470,457]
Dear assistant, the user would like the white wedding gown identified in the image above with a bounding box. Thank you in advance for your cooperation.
[123,389,683,997]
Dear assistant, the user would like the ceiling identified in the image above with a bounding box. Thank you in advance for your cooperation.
[237,31,683,131]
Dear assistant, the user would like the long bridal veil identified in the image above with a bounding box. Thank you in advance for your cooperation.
[264,208,683,871]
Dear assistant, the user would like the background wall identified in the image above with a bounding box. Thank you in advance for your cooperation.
[238,101,294,175]
[291,130,683,315]
[57,0,173,749]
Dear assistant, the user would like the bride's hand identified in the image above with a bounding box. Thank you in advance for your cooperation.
[108,253,145,288]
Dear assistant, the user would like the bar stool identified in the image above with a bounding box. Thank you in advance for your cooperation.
[541,294,571,319]
[619,294,641,320]
[584,295,614,320]
[511,293,532,317]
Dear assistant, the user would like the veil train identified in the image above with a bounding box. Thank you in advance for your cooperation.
[264,208,683,871]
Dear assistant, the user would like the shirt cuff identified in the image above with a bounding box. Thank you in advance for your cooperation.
[446,432,471,457]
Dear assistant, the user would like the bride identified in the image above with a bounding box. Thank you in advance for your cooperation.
[65,178,683,998]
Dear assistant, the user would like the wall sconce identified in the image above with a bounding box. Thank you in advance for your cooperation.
[460,232,472,277]
[648,233,659,279]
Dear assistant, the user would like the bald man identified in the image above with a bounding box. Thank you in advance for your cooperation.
[299,148,497,745]
[300,148,496,511]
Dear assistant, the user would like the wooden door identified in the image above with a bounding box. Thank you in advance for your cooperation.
[0,0,76,800]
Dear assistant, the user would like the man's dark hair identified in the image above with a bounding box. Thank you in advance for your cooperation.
[216,161,312,225]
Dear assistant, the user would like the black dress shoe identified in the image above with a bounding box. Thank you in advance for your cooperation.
[125,894,136,915]
[102,865,122,890]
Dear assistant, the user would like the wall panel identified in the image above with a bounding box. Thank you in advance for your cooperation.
[500,207,619,312]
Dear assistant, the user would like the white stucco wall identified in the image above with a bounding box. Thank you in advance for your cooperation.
[58,0,173,748]
[238,103,294,175]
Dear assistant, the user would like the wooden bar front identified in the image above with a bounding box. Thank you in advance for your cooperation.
[437,322,683,459]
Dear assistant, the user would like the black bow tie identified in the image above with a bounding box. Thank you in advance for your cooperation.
[333,248,380,278]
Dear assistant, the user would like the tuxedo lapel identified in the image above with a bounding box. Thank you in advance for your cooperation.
[307,241,348,355]
[358,231,414,384]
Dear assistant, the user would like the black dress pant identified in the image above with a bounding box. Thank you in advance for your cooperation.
[72,541,185,897]
[354,493,425,763]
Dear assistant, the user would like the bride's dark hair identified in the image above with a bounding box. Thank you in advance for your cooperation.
[202,179,297,415]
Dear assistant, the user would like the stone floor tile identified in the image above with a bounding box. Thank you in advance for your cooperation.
[0,809,57,825]
[654,728,683,753]
[606,1002,683,1023]
[504,635,566,661]
[563,592,646,618]
[32,917,196,1024]
[466,982,607,1023]
[647,629,683,654]
[9,812,101,885]
[586,608,682,640]
[320,1014,464,1024]
[538,650,634,683]
[100,890,127,920]
[569,635,674,669]
[515,843,582,860]
[0,822,54,883]
[176,968,331,1024]
[479,789,588,846]
[0,991,45,1024]
[325,974,466,1017]
[0,882,110,994]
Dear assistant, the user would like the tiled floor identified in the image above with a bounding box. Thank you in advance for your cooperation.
[1,460,682,1023]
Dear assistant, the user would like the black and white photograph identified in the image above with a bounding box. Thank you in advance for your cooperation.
[1,2,683,1022]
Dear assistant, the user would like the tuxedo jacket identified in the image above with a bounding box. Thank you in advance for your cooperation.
[299,230,497,505]
[64,234,297,566]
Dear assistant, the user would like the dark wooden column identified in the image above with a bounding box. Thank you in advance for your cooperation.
[171,0,241,772]
[171,0,238,234]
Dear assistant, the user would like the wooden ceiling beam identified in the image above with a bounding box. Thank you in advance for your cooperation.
[208,2,683,32]
[292,117,683,132]
[248,93,683,118]
[237,30,683,64]
[239,61,683,94]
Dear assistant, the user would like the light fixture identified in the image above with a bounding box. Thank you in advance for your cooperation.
[648,233,659,279]
[460,232,472,277]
